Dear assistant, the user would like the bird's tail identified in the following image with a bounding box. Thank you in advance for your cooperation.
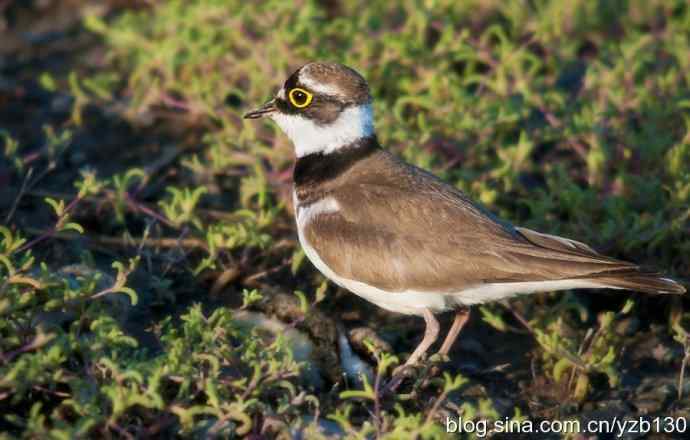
[514,227,686,295]
[585,268,686,295]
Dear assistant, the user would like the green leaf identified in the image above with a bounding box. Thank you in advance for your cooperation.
[62,222,85,234]
[294,290,309,315]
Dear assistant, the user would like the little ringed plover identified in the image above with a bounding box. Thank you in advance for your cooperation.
[245,62,686,370]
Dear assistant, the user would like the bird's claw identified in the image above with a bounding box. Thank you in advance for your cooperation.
[385,363,419,392]
[385,353,451,393]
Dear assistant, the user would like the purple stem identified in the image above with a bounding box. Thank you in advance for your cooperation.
[14,196,82,255]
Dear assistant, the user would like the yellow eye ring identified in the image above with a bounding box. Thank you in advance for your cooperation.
[288,88,313,108]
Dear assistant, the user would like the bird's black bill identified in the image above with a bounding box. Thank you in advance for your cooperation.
[243,99,276,119]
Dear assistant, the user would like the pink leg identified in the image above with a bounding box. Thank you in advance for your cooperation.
[387,309,441,391]
[438,308,470,356]
[403,309,440,366]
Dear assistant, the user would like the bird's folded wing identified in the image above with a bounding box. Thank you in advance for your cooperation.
[303,180,639,293]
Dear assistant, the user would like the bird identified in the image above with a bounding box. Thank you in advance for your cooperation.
[244,61,686,376]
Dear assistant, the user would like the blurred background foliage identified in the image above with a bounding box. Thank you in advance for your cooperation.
[1,0,689,438]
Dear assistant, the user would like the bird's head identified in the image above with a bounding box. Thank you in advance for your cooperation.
[244,62,375,157]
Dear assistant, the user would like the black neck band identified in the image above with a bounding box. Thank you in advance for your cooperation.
[293,135,380,188]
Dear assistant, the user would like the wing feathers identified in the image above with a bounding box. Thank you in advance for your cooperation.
[512,227,685,293]
[515,227,600,255]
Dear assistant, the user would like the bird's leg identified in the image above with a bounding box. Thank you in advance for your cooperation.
[438,308,470,356]
[388,309,439,390]
[404,308,440,366]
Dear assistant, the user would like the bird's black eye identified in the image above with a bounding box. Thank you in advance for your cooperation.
[288,88,313,108]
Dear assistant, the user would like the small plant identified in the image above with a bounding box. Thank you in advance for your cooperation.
[532,299,636,401]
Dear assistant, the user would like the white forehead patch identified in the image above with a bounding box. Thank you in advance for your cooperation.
[277,87,286,100]
[271,104,374,157]
[298,70,343,97]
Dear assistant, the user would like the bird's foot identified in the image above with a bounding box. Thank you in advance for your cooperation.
[385,354,449,393]
[385,363,419,392]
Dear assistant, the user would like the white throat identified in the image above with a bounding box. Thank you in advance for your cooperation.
[271,104,374,157]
